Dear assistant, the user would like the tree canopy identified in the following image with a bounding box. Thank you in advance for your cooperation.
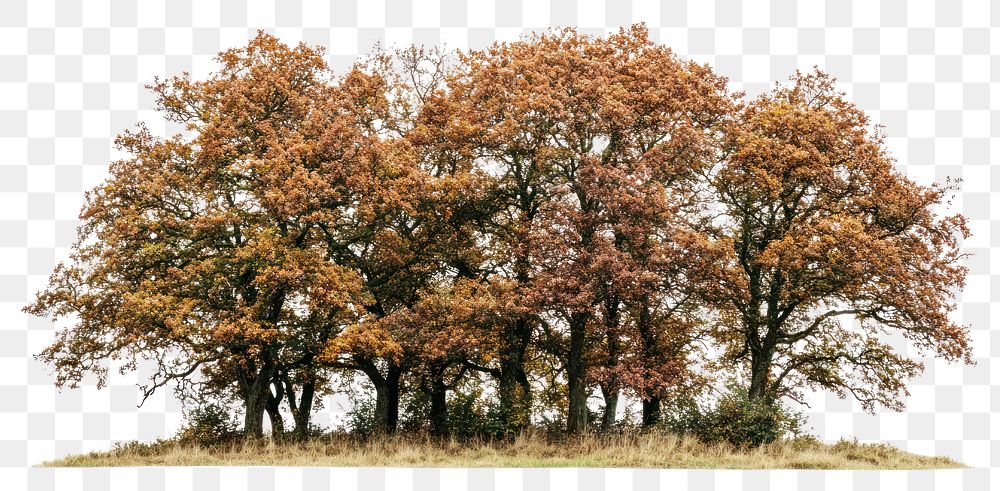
[26,27,972,440]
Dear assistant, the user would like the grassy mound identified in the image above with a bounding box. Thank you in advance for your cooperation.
[41,431,963,469]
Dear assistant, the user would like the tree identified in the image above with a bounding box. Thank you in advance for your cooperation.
[379,279,515,435]
[27,30,974,443]
[317,46,486,434]
[709,70,973,411]
[448,25,733,433]
[25,33,373,438]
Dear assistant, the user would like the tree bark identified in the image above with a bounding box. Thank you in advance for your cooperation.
[636,305,661,427]
[281,372,315,439]
[242,363,273,439]
[600,385,618,432]
[359,359,392,434]
[429,368,448,436]
[372,376,389,432]
[244,290,286,438]
[641,396,661,427]
[748,347,773,402]
[600,297,620,432]
[293,379,315,438]
[497,318,532,432]
[265,379,285,438]
[366,361,403,434]
[566,312,589,434]
[385,364,402,433]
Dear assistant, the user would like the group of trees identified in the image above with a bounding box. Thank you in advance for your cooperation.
[26,26,972,441]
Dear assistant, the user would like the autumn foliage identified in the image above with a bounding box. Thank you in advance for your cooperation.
[26,27,972,442]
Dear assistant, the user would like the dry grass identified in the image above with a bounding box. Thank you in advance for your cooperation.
[41,432,963,469]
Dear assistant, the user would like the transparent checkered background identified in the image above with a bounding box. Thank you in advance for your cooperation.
[0,0,995,489]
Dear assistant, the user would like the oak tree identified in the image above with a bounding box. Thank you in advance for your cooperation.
[446,26,733,433]
[709,70,972,410]
[26,33,374,438]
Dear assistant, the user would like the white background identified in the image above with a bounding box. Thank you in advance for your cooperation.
[0,1,995,489]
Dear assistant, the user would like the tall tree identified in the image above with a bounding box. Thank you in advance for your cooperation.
[444,25,734,433]
[26,33,373,438]
[709,70,972,410]
[440,36,565,431]
[317,47,480,434]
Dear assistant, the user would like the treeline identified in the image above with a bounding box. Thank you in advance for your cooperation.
[27,26,972,441]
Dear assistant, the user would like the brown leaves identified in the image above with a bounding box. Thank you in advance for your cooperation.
[712,68,972,410]
[26,29,972,425]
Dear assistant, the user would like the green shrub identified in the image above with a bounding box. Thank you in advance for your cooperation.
[175,403,240,446]
[448,391,511,438]
[344,394,379,438]
[664,385,804,447]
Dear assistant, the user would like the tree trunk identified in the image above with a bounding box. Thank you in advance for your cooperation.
[429,369,448,437]
[265,400,284,438]
[600,385,618,432]
[244,290,286,439]
[358,359,404,434]
[385,364,402,433]
[293,379,315,438]
[359,359,392,434]
[497,318,532,432]
[373,376,389,432]
[641,396,661,427]
[601,298,620,432]
[636,305,661,427]
[243,364,273,439]
[265,380,285,438]
[566,313,589,434]
[496,246,535,433]
[748,348,772,402]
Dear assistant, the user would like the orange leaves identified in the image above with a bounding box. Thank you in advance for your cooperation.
[26,28,974,426]
[711,68,972,411]
[26,32,388,401]
[322,321,403,364]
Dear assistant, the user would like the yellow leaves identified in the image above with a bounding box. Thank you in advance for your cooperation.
[322,321,403,364]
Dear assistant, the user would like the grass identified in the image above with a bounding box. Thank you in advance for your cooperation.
[40,431,964,469]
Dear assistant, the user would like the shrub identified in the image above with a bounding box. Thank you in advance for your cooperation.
[397,389,431,433]
[401,388,508,438]
[175,403,240,446]
[447,391,509,438]
[343,394,378,438]
[664,385,804,447]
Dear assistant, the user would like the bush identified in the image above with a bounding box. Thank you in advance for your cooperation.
[344,394,379,438]
[664,385,804,447]
[175,403,240,446]
[448,391,509,438]
[399,388,507,438]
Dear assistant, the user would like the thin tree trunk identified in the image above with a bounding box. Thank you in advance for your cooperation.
[496,246,534,433]
[601,297,620,432]
[600,385,618,432]
[497,318,532,432]
[373,378,389,432]
[265,378,285,438]
[245,290,285,439]
[636,305,661,428]
[359,360,390,434]
[293,379,315,438]
[566,312,589,434]
[362,361,403,434]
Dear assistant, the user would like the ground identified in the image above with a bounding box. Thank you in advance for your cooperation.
[41,432,963,470]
